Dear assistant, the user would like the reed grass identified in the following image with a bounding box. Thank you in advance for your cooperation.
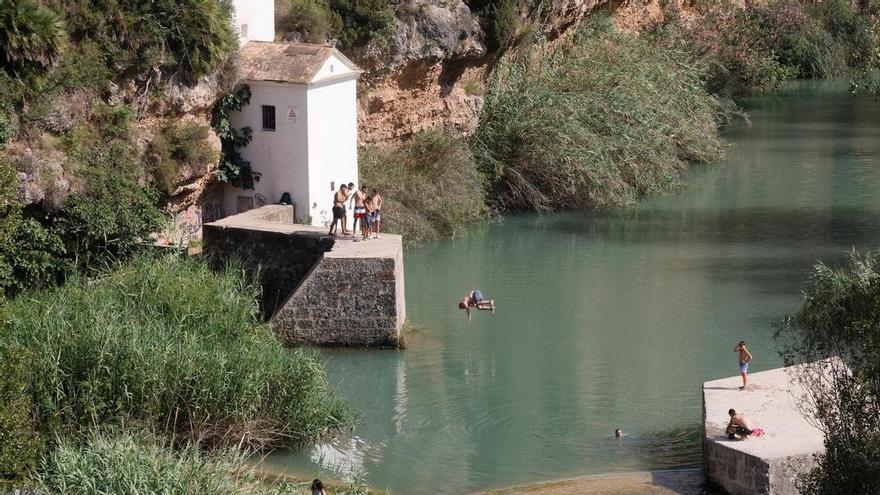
[3,255,350,451]
[36,429,308,494]
[472,17,733,212]
[360,131,489,242]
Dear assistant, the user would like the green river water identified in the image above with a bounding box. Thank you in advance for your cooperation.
[265,81,880,493]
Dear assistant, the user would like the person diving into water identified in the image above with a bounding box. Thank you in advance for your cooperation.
[458,289,496,321]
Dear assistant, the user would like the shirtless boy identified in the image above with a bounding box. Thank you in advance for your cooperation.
[726,409,764,440]
[362,196,375,240]
[328,184,349,236]
[458,289,495,321]
[735,341,753,390]
[350,184,367,241]
[369,188,383,239]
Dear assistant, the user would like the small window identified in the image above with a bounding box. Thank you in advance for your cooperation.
[329,64,335,73]
[261,105,276,131]
[330,181,335,191]
[240,24,248,38]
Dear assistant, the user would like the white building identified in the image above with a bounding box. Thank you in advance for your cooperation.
[224,0,361,227]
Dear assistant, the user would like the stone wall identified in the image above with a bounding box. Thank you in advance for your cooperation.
[202,224,334,316]
[202,205,405,347]
[272,256,402,347]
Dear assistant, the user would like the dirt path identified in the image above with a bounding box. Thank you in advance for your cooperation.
[474,469,705,495]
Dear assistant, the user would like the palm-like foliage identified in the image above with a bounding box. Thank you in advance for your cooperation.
[0,0,66,75]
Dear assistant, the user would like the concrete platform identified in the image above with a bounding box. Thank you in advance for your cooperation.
[204,205,405,346]
[206,205,403,260]
[703,364,826,494]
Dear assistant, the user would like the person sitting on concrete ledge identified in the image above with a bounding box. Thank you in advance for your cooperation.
[726,408,765,440]
[458,289,495,321]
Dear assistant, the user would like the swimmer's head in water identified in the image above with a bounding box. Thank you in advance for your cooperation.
[458,302,467,310]
[615,429,622,437]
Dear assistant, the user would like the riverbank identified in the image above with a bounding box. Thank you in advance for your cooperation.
[475,468,705,495]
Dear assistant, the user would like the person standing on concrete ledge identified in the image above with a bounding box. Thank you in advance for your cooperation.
[735,341,753,390]
[329,183,349,236]
[458,289,495,321]
[350,184,367,240]
[369,188,383,239]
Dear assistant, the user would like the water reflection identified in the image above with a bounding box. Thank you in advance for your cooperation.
[266,81,880,494]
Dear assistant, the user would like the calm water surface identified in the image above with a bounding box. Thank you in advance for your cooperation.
[265,81,880,493]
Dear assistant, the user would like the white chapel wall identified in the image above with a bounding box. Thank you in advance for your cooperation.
[306,78,359,227]
[224,81,309,218]
[312,52,357,82]
[231,0,275,45]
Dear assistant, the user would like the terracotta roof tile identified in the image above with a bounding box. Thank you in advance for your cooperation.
[238,42,338,84]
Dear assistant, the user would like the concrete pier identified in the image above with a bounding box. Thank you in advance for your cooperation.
[703,364,826,494]
[203,205,405,347]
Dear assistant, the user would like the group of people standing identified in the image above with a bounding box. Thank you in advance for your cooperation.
[328,182,383,241]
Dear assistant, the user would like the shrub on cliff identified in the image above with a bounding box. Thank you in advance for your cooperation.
[473,17,729,212]
[3,255,350,451]
[667,0,880,96]
[50,0,237,84]
[54,103,164,273]
[277,0,394,50]
[0,0,67,78]
[775,251,880,493]
[149,120,220,196]
[360,131,489,241]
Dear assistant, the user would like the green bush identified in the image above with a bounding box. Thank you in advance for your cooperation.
[276,0,393,50]
[56,104,164,271]
[37,429,304,494]
[327,0,395,50]
[0,342,42,480]
[473,17,729,212]
[466,0,522,52]
[149,120,219,195]
[674,0,880,96]
[49,0,237,84]
[277,0,342,44]
[0,217,66,297]
[775,252,880,493]
[814,0,879,70]
[3,255,350,450]
[361,131,489,241]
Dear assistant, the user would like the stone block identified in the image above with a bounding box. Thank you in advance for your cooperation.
[204,205,405,347]
[703,363,828,495]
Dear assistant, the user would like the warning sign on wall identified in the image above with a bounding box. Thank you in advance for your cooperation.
[287,106,298,122]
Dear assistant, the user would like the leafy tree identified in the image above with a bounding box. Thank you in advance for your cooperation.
[211,85,259,189]
[0,218,66,296]
[776,252,880,494]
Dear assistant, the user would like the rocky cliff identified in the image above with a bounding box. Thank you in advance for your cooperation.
[354,0,671,146]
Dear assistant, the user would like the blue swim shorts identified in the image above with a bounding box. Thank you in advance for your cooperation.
[739,362,749,374]
[472,289,483,304]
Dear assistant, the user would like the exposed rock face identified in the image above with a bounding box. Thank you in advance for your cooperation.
[8,142,71,210]
[357,0,630,146]
[384,0,486,68]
